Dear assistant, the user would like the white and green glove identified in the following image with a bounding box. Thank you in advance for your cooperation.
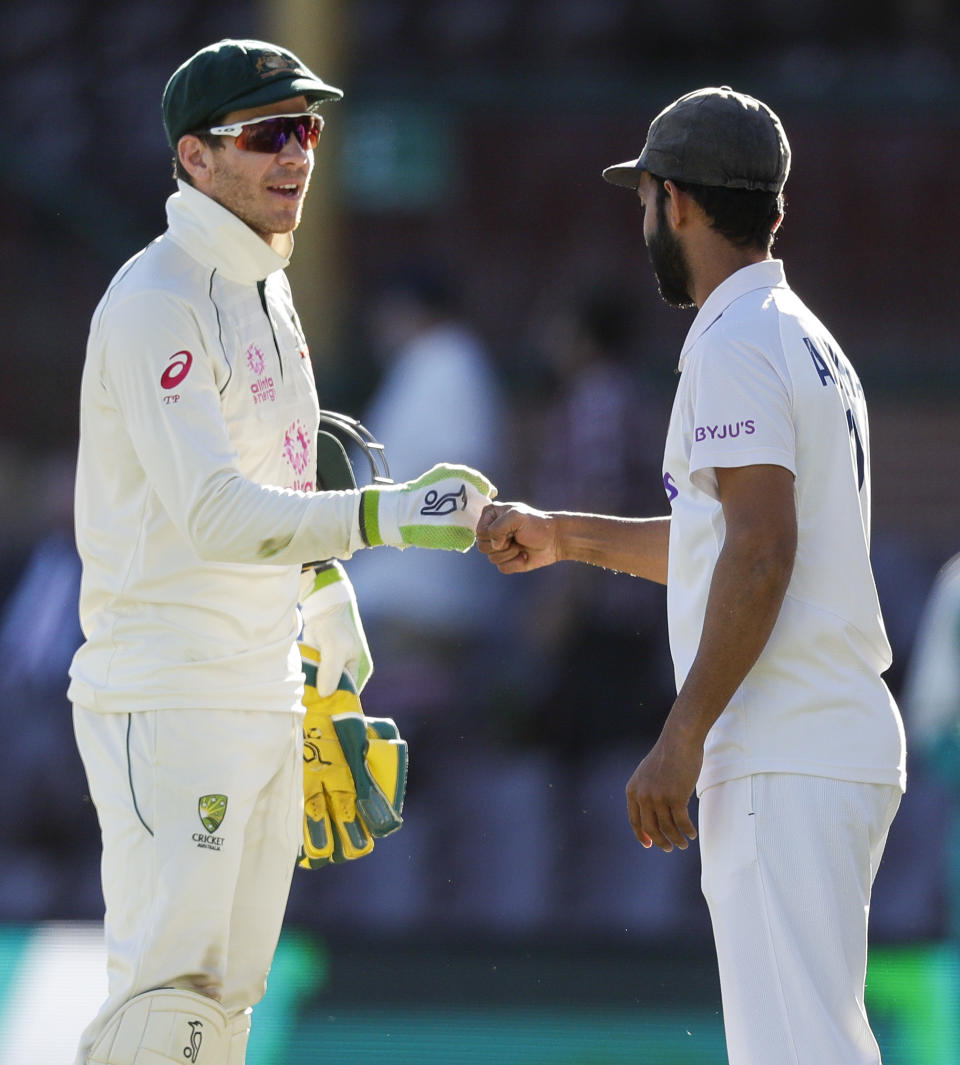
[299,560,372,695]
[358,463,496,552]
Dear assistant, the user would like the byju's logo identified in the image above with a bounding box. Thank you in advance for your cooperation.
[193,795,228,852]
[694,420,755,442]
[420,485,466,516]
[184,1019,203,1061]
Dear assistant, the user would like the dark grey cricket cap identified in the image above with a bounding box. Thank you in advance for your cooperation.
[603,86,791,193]
[162,39,343,148]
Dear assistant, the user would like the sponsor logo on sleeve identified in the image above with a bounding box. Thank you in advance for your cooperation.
[663,472,679,502]
[160,350,193,404]
[694,420,755,442]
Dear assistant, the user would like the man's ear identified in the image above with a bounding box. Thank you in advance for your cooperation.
[178,135,215,187]
[661,179,688,230]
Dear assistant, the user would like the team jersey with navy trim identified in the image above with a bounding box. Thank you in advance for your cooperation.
[662,260,905,793]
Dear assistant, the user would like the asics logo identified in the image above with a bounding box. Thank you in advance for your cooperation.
[183,1019,203,1060]
[161,350,193,390]
[420,485,467,516]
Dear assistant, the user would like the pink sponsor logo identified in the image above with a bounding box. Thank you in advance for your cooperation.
[251,377,276,404]
[161,350,192,389]
[283,419,312,477]
[246,344,266,376]
[246,345,277,404]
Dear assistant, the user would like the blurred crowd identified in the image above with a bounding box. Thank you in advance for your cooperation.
[2,0,959,942]
[0,268,954,945]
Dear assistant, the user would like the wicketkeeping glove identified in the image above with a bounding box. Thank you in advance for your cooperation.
[358,463,496,552]
[299,560,372,695]
[298,644,408,869]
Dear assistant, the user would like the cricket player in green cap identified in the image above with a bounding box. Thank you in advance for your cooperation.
[69,38,494,1065]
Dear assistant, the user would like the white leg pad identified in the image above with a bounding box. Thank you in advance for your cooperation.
[226,1009,252,1065]
[87,988,229,1065]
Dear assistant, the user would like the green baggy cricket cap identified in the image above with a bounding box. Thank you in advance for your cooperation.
[162,38,343,148]
[603,86,790,193]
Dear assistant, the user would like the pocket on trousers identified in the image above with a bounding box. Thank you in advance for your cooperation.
[125,712,156,837]
[699,776,759,904]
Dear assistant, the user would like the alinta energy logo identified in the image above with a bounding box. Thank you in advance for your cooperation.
[247,343,276,405]
[193,794,227,852]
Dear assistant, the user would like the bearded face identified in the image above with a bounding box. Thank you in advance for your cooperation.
[646,187,695,309]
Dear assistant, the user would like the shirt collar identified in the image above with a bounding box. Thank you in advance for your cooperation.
[164,180,292,284]
[677,259,788,371]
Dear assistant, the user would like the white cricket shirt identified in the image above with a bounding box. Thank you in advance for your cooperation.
[69,182,363,714]
[662,260,905,793]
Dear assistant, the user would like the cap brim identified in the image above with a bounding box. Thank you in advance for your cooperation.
[286,75,344,103]
[210,76,343,123]
[602,157,644,188]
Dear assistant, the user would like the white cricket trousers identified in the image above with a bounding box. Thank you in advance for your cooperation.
[72,705,303,1064]
[699,773,902,1065]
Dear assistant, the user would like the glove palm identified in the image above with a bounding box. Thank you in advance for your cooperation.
[298,646,407,869]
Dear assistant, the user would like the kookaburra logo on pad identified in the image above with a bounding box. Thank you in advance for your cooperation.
[420,485,467,516]
[183,1019,203,1060]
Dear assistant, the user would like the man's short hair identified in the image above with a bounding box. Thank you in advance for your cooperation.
[654,174,784,252]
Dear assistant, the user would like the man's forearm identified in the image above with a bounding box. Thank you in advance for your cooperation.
[554,513,670,585]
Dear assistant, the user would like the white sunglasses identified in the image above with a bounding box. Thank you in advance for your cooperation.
[206,112,324,153]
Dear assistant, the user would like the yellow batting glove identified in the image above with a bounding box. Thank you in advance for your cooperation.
[298,643,408,869]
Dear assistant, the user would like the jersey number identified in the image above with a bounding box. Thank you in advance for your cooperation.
[846,409,865,491]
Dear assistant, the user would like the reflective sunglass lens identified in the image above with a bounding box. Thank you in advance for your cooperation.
[238,116,322,153]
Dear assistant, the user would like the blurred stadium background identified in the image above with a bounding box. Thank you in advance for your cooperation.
[1,0,959,1061]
